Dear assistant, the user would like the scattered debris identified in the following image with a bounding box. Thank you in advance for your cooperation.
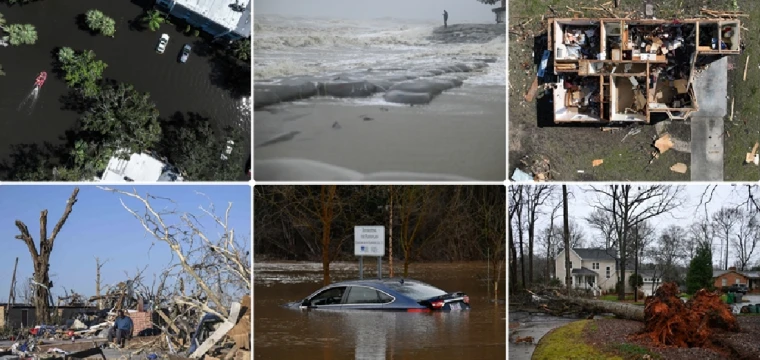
[670,163,687,173]
[511,168,533,182]
[654,134,674,154]
[744,54,750,81]
[621,127,641,142]
[513,336,534,344]
[524,77,539,102]
[592,159,604,167]
[745,142,759,165]
[730,98,734,122]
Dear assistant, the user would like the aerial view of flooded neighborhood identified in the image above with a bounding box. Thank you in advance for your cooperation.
[253,0,506,181]
[0,185,251,359]
[510,184,760,359]
[0,0,252,181]
[509,1,759,182]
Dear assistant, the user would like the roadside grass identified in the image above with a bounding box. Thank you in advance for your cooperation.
[509,0,755,180]
[533,320,623,360]
[610,343,661,359]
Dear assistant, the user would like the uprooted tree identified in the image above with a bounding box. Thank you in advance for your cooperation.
[12,187,79,325]
[100,187,250,354]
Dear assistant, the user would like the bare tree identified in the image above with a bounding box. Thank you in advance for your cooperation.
[589,185,683,300]
[687,217,713,260]
[586,208,617,249]
[563,185,571,293]
[508,187,520,291]
[100,187,250,323]
[543,201,561,281]
[733,210,759,271]
[713,207,741,270]
[524,186,552,287]
[12,187,79,324]
[654,225,687,283]
[94,257,110,310]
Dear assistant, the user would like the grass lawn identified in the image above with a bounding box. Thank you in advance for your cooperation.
[534,320,659,360]
[509,0,759,181]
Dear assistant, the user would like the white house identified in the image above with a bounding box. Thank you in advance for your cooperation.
[555,247,637,293]
[100,151,183,182]
[637,270,662,297]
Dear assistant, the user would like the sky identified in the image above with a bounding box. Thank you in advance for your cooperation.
[517,185,755,266]
[0,185,251,303]
[254,0,500,23]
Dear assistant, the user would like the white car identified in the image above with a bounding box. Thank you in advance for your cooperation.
[221,140,234,160]
[156,34,169,54]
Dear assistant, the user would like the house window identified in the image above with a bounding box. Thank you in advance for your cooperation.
[568,261,573,269]
[722,278,727,286]
[592,262,599,270]
[737,278,741,284]
[606,267,610,278]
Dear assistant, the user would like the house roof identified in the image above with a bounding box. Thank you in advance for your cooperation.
[573,248,617,261]
[572,267,598,276]
[713,270,760,279]
[174,0,251,37]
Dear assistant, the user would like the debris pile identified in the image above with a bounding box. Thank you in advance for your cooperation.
[640,282,739,347]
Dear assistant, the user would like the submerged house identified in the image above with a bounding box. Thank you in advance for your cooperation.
[155,0,251,41]
[493,0,506,24]
[99,151,184,182]
[546,17,741,124]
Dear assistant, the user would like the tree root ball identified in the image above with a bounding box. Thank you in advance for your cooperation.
[640,282,739,348]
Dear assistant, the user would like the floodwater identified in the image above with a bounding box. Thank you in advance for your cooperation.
[254,262,506,359]
[0,1,250,166]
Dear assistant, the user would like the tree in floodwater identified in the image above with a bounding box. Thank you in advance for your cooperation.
[80,82,162,159]
[157,113,247,181]
[686,242,714,294]
[142,10,165,32]
[12,187,79,325]
[85,9,116,37]
[397,186,438,277]
[230,37,250,63]
[57,47,108,97]
[5,24,37,45]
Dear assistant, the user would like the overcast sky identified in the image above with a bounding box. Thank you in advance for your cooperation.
[513,185,756,267]
[254,0,499,22]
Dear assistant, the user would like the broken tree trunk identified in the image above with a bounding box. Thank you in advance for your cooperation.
[13,187,79,325]
[560,296,644,321]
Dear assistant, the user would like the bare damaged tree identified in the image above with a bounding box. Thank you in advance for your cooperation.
[733,210,759,271]
[563,185,570,293]
[525,186,552,287]
[543,200,561,282]
[100,187,250,325]
[589,185,683,300]
[508,187,520,291]
[12,187,79,324]
[95,257,110,310]
[713,207,741,270]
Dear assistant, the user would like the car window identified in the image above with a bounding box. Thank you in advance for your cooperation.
[384,281,447,302]
[345,286,393,304]
[309,287,346,306]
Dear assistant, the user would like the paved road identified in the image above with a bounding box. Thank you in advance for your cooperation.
[691,57,728,181]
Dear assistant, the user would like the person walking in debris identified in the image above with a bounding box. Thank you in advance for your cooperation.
[443,10,448,28]
[108,310,134,348]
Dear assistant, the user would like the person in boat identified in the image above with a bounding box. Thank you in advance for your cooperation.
[443,10,448,28]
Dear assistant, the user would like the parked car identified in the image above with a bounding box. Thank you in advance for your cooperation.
[729,284,748,294]
[285,278,470,312]
[156,34,170,54]
[179,44,191,63]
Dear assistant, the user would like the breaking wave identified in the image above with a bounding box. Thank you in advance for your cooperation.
[254,22,434,50]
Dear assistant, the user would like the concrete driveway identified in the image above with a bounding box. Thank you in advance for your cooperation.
[691,57,728,181]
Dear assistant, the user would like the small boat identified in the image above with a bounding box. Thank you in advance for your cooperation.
[34,72,47,88]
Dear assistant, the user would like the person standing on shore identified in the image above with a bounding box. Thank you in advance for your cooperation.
[443,10,448,28]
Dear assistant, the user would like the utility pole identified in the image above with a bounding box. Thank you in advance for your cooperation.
[6,257,18,320]
[389,185,394,277]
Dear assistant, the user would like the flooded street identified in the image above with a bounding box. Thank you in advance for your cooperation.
[254,262,506,359]
[0,0,250,164]
[508,312,578,360]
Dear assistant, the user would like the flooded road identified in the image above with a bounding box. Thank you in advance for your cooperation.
[254,262,506,359]
[0,1,250,165]
[508,312,578,360]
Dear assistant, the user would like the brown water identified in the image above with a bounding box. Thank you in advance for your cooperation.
[253,261,506,360]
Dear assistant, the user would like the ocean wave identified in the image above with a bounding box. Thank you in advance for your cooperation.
[254,26,433,50]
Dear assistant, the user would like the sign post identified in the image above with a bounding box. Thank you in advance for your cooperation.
[354,226,385,280]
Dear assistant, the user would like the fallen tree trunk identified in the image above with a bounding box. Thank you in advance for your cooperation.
[559,296,644,322]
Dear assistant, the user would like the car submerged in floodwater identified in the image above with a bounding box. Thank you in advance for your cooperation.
[285,278,470,312]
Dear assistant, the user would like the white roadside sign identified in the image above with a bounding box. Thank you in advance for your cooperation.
[354,225,385,257]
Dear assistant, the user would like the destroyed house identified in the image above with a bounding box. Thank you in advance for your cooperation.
[547,18,741,123]
[0,304,95,329]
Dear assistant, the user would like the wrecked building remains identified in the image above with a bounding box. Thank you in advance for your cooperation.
[546,17,741,123]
